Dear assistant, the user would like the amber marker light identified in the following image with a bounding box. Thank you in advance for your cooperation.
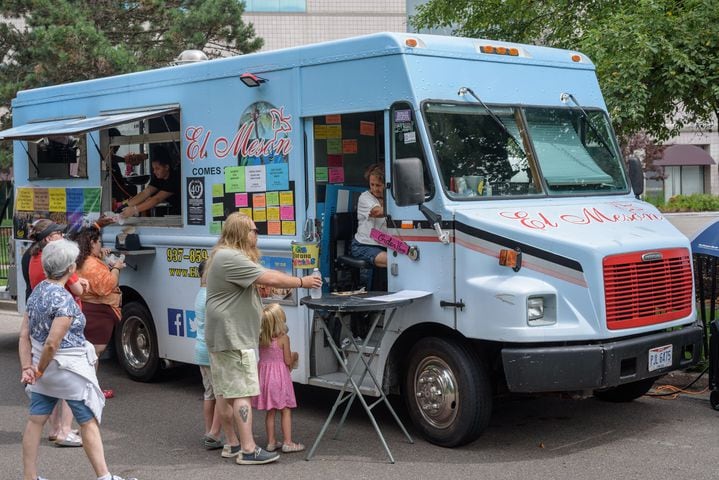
[509,48,519,56]
[405,38,418,48]
[499,248,522,272]
[571,54,582,62]
[480,45,496,54]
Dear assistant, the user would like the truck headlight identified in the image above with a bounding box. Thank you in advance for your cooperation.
[527,296,556,326]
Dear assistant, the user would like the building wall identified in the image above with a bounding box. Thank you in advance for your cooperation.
[244,0,407,52]
[662,123,719,199]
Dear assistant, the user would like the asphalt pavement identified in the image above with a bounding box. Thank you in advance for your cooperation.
[1,306,718,480]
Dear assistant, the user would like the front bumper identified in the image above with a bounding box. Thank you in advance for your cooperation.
[502,324,703,393]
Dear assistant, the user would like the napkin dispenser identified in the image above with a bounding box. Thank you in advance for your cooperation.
[116,233,142,251]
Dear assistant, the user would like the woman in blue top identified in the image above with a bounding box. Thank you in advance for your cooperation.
[18,239,137,480]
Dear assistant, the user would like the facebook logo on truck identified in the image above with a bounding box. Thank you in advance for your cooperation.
[168,308,197,338]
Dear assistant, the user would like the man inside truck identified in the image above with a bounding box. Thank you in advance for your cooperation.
[119,145,181,218]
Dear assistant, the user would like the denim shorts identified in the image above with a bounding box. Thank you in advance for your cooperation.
[351,238,386,266]
[29,392,95,424]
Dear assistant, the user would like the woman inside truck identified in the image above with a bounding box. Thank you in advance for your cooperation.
[119,145,180,218]
[350,163,388,269]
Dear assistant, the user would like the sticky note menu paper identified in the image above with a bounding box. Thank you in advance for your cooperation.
[325,114,341,124]
[327,155,343,167]
[15,188,34,211]
[267,206,280,221]
[235,193,248,207]
[253,193,266,208]
[212,203,224,218]
[48,188,67,212]
[66,189,84,213]
[314,124,328,140]
[315,167,328,182]
[342,139,358,154]
[267,221,282,235]
[280,205,294,220]
[239,207,253,217]
[265,163,289,191]
[210,222,222,235]
[253,207,267,222]
[279,191,294,206]
[328,167,345,183]
[325,125,342,139]
[245,165,266,192]
[212,183,224,197]
[360,121,375,136]
[34,188,49,211]
[327,138,341,154]
[83,188,101,212]
[265,191,279,206]
[281,221,296,236]
[225,166,245,193]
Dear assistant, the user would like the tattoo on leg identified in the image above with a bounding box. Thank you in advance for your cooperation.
[239,405,249,423]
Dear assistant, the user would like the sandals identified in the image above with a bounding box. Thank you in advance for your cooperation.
[265,441,282,452]
[281,442,305,453]
[54,431,82,447]
[48,428,79,442]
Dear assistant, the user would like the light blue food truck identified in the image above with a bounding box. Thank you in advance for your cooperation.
[1,32,703,447]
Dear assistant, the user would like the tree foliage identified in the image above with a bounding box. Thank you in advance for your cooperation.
[412,0,719,142]
[0,0,263,161]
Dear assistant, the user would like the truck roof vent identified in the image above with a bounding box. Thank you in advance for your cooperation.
[173,50,208,65]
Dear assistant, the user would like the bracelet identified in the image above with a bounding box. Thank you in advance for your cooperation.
[35,370,43,379]
[298,277,303,288]
[111,266,119,272]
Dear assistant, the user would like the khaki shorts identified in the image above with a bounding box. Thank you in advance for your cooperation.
[199,365,215,401]
[209,349,259,399]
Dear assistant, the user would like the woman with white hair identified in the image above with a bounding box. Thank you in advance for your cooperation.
[18,239,137,480]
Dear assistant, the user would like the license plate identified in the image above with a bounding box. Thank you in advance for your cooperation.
[648,344,673,372]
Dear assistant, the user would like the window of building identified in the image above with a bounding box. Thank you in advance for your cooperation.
[244,0,306,12]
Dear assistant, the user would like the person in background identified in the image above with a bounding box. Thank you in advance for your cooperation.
[74,226,125,399]
[22,219,52,303]
[205,212,321,465]
[120,146,180,218]
[194,260,244,456]
[27,220,88,448]
[351,163,388,269]
[106,127,142,209]
[19,239,137,480]
[252,303,304,453]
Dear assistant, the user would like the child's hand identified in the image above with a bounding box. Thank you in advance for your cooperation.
[291,351,299,370]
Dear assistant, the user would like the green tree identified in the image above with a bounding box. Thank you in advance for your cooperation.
[412,0,719,142]
[0,0,263,167]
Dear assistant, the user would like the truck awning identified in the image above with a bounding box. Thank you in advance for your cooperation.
[0,108,177,140]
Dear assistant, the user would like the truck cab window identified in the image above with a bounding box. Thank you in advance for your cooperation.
[28,134,87,180]
[390,102,433,200]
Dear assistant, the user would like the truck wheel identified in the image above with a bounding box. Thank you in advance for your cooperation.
[593,377,657,402]
[115,302,159,382]
[404,337,492,447]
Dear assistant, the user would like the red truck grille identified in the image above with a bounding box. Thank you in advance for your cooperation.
[603,248,693,330]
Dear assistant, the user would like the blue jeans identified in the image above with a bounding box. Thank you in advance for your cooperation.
[29,392,95,424]
[350,238,386,265]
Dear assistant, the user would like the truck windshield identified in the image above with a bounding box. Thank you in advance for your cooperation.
[424,102,628,198]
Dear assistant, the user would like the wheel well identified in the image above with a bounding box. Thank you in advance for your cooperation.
[120,286,151,314]
[385,323,503,395]
[385,323,467,394]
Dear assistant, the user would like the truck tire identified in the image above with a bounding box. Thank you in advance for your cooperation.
[115,301,159,382]
[404,337,492,447]
[593,377,657,402]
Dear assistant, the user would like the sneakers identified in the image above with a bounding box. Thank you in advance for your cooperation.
[236,446,279,465]
[202,435,223,450]
[110,475,137,480]
[221,444,242,458]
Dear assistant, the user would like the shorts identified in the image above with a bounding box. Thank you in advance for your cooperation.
[209,349,259,399]
[199,365,215,401]
[83,302,120,345]
[351,238,386,266]
[29,392,95,425]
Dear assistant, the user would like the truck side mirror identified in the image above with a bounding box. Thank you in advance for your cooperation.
[627,155,644,198]
[392,157,426,206]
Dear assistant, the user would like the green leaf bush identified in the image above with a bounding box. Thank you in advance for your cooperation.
[659,194,719,212]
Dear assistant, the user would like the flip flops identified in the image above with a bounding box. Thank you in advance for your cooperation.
[281,442,305,453]
[54,431,82,447]
[48,428,79,442]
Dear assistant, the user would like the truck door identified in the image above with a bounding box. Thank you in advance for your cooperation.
[386,102,456,327]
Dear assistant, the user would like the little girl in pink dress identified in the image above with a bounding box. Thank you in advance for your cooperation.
[252,303,304,453]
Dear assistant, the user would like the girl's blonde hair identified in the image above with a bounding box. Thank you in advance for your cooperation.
[259,303,288,347]
[208,212,260,268]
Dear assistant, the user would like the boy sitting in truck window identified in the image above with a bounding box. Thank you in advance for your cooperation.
[120,145,181,218]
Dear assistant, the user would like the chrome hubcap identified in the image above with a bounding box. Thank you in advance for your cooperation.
[121,315,150,370]
[414,356,458,429]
